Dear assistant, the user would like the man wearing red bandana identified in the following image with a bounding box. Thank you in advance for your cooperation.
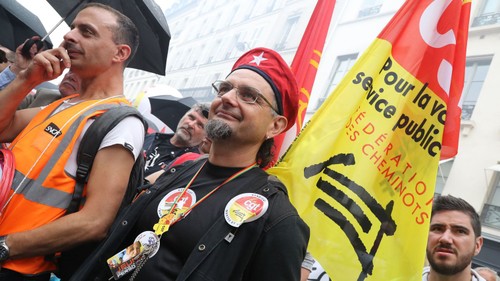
[74,47,310,281]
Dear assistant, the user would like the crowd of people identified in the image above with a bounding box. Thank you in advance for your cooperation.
[0,3,498,281]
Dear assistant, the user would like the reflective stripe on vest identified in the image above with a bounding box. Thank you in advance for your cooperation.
[10,103,121,209]
[0,98,131,275]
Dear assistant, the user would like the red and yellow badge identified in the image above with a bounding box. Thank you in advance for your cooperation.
[224,193,268,227]
[157,188,196,218]
[153,189,197,235]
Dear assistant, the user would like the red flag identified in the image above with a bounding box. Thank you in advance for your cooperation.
[377,0,470,159]
[273,0,336,161]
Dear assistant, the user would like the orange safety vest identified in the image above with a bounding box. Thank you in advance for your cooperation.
[0,95,130,275]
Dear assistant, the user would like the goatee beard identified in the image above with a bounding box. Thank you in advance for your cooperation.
[206,119,232,140]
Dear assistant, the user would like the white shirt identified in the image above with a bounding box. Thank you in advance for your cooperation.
[51,100,145,176]
[65,116,145,176]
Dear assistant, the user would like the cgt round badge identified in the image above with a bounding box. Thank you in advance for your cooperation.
[224,193,268,227]
[157,188,196,218]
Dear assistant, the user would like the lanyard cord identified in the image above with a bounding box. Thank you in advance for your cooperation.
[153,160,257,236]
[129,160,257,281]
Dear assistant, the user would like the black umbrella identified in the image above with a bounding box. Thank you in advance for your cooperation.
[149,95,198,131]
[0,0,53,52]
[47,0,171,75]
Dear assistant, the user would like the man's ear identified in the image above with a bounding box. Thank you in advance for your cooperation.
[113,44,132,63]
[266,115,288,139]
[474,236,483,256]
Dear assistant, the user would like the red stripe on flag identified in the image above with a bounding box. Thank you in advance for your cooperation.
[272,0,336,166]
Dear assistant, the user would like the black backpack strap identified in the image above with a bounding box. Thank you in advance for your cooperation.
[66,106,147,215]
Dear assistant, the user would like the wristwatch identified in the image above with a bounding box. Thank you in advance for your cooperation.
[0,236,10,262]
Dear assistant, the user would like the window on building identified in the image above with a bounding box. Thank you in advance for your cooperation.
[211,73,221,84]
[316,54,358,110]
[192,75,204,88]
[472,0,500,27]
[266,0,277,13]
[275,15,299,51]
[192,44,205,67]
[207,39,221,63]
[129,83,138,98]
[186,24,197,41]
[225,5,240,26]
[212,13,222,33]
[183,48,193,69]
[461,57,492,120]
[358,0,383,18]
[481,168,500,230]
[246,26,264,50]
[189,86,214,102]
[200,0,212,13]
[176,50,185,70]
[225,33,241,60]
[197,19,208,37]
[215,0,225,8]
[245,1,257,20]
[250,0,268,17]
[179,78,189,89]
[435,159,454,196]
[123,69,130,79]
[173,21,182,38]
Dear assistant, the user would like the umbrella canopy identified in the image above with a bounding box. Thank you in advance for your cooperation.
[0,0,53,52]
[47,0,171,75]
[149,95,198,131]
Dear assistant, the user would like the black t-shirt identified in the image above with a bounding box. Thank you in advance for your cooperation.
[129,161,260,280]
[143,133,198,177]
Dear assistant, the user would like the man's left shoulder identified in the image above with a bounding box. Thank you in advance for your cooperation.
[262,174,302,219]
[266,174,288,194]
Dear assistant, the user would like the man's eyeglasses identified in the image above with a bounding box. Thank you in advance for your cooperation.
[212,80,278,113]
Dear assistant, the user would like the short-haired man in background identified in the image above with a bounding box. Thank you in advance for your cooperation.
[423,195,485,281]
[143,103,210,178]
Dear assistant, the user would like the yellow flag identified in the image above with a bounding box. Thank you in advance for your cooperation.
[268,0,471,280]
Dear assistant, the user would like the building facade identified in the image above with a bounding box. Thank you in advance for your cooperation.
[124,0,500,272]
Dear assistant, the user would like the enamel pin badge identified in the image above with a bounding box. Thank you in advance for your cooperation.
[224,193,268,227]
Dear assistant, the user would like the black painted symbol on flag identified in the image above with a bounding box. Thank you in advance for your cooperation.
[304,153,397,280]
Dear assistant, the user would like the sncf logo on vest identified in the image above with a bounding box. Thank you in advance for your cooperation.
[44,123,62,138]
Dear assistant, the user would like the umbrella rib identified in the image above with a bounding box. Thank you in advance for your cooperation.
[43,0,86,42]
